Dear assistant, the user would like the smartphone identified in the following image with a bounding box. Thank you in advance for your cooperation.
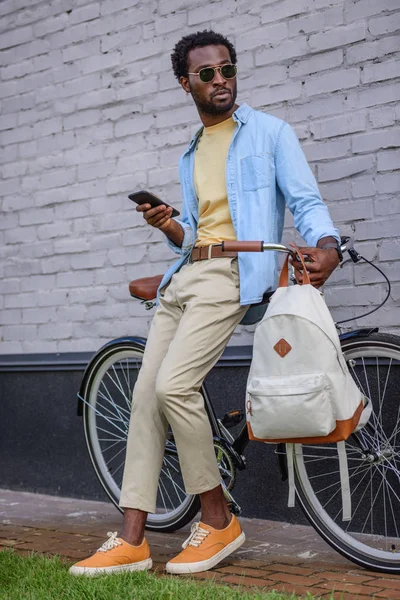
[128,190,180,218]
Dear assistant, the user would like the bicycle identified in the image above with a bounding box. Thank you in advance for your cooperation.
[77,237,400,574]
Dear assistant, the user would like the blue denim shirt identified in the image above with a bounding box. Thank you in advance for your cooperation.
[158,103,340,305]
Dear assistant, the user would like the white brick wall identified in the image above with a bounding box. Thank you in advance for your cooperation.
[0,0,399,353]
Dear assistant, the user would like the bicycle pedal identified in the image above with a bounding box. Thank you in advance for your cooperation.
[227,500,242,516]
[221,409,245,428]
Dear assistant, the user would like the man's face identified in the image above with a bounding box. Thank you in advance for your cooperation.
[182,45,237,116]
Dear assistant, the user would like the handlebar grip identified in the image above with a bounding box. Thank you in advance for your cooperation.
[222,240,264,252]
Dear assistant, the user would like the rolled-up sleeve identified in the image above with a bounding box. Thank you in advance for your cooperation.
[164,216,194,255]
[275,123,340,247]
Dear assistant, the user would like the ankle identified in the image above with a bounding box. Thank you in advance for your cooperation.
[120,532,144,547]
[119,507,147,547]
[201,513,232,530]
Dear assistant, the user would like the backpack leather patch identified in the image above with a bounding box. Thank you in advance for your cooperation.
[274,338,292,357]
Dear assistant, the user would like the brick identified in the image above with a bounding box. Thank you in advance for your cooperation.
[115,114,154,138]
[311,112,366,140]
[0,25,33,50]
[380,239,400,261]
[20,274,56,292]
[0,309,21,325]
[376,172,400,194]
[350,82,400,109]
[363,59,400,85]
[369,13,400,35]
[19,208,54,226]
[236,23,288,52]
[289,49,343,78]
[5,227,37,245]
[303,138,350,162]
[1,59,32,80]
[356,216,400,240]
[308,23,366,53]
[255,37,308,66]
[289,94,346,123]
[369,106,396,129]
[108,247,146,266]
[68,2,100,25]
[352,127,400,153]
[347,36,399,65]
[37,290,68,307]
[261,0,312,24]
[70,252,107,270]
[377,149,400,172]
[345,0,399,21]
[33,13,68,37]
[22,308,57,324]
[1,279,20,294]
[37,222,72,240]
[3,325,37,341]
[320,180,350,201]
[374,197,400,216]
[32,117,62,138]
[188,0,236,25]
[155,11,187,35]
[352,177,376,198]
[1,125,33,144]
[319,155,374,182]
[305,68,360,96]
[253,81,301,107]
[57,270,95,288]
[64,109,101,130]
[289,6,343,37]
[38,323,72,339]
[328,198,373,222]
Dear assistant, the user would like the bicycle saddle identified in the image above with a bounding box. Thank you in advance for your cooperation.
[129,275,163,301]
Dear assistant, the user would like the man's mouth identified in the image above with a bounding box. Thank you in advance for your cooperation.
[213,89,230,98]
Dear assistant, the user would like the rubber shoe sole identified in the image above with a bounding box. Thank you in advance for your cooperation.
[165,532,245,575]
[69,557,152,576]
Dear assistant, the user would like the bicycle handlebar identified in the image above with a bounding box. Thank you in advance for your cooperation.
[222,237,353,255]
[222,241,292,253]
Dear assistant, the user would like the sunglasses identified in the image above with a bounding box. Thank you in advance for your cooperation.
[187,63,238,83]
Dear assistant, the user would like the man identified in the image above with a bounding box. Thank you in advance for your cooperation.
[70,30,341,576]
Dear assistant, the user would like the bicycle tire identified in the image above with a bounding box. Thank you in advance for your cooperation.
[82,340,201,532]
[294,332,400,573]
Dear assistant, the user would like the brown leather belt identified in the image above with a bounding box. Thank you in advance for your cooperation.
[191,245,238,261]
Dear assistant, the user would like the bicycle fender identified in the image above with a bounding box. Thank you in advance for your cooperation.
[339,327,379,342]
[76,336,147,416]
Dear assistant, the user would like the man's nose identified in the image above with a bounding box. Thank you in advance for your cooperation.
[213,68,225,85]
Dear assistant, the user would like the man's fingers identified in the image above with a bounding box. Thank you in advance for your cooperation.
[292,260,320,272]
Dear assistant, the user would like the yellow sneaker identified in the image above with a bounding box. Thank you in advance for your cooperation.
[69,531,152,576]
[165,515,245,574]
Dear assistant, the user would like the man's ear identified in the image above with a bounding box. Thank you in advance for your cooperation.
[180,76,190,94]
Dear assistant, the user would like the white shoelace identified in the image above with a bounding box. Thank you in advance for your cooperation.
[97,531,122,552]
[182,523,210,549]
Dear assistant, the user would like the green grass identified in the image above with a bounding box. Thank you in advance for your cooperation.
[0,550,322,600]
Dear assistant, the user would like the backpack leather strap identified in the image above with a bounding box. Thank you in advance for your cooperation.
[278,247,311,287]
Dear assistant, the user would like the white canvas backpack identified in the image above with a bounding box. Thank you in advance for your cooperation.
[246,250,372,520]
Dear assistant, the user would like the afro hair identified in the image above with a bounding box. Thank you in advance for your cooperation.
[171,30,237,81]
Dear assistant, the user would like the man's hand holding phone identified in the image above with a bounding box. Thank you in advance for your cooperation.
[136,202,174,232]
[129,191,184,247]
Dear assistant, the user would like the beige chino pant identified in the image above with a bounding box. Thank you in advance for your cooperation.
[119,257,248,513]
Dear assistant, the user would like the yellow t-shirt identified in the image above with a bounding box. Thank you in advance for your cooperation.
[194,117,236,247]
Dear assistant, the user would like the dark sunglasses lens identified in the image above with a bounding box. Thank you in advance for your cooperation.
[221,64,237,79]
[199,68,215,83]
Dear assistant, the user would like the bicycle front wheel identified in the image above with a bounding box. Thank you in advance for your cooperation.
[295,332,400,573]
[82,340,200,532]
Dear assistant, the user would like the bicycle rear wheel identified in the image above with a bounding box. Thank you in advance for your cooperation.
[294,332,400,573]
[82,340,200,532]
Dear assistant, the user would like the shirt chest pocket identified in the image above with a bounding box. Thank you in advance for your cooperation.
[241,153,270,191]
